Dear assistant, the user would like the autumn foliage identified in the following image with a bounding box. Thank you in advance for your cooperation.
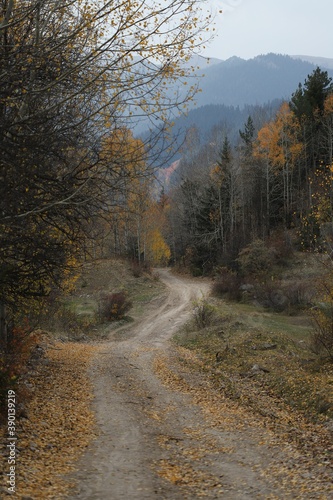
[0,0,212,351]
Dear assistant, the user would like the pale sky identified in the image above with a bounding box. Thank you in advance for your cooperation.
[204,0,333,60]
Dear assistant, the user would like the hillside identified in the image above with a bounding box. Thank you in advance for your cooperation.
[291,54,333,70]
[142,53,333,165]
[192,53,333,108]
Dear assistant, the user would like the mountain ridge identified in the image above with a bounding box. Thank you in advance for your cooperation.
[190,53,333,109]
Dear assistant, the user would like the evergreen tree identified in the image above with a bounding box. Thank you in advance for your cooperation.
[290,67,333,170]
[239,116,255,155]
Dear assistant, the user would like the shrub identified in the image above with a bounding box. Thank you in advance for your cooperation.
[255,280,287,312]
[212,267,242,301]
[310,305,333,361]
[237,239,276,277]
[283,280,314,309]
[98,291,132,321]
[53,305,91,338]
[192,298,216,329]
[131,260,151,278]
[248,279,313,313]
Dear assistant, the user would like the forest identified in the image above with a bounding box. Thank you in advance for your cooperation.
[1,0,333,403]
[163,67,333,275]
[1,3,333,497]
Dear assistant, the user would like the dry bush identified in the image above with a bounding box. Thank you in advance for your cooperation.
[98,291,132,321]
[283,280,315,309]
[252,279,314,313]
[212,267,242,301]
[131,260,152,278]
[310,306,333,361]
[237,239,277,277]
[192,298,216,329]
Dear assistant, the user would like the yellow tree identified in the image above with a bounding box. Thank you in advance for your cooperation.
[143,199,171,265]
[323,93,333,167]
[99,127,147,258]
[255,102,303,228]
[0,0,215,345]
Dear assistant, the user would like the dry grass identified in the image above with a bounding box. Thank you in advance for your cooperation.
[174,298,333,423]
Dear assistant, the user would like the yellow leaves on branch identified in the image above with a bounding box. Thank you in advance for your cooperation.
[2,0,213,125]
[255,102,303,168]
[146,229,171,265]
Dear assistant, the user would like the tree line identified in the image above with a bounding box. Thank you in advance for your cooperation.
[163,67,333,274]
[0,0,213,350]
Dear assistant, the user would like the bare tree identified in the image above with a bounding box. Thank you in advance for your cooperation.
[0,0,214,343]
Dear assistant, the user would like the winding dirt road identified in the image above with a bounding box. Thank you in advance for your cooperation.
[67,270,332,499]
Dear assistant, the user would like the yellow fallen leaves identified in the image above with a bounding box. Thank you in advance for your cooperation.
[1,340,99,499]
[156,459,223,494]
[154,347,333,498]
[153,352,255,431]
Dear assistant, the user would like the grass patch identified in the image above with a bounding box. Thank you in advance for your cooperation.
[42,258,166,339]
[174,297,333,423]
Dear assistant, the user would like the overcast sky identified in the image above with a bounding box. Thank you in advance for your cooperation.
[204,0,333,60]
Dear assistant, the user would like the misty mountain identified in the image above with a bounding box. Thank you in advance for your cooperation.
[135,53,333,136]
[163,53,333,145]
[141,53,333,170]
[190,53,333,109]
[170,101,282,144]
[291,55,333,71]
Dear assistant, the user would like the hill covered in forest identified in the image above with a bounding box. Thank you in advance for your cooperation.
[191,52,333,108]
[148,53,333,168]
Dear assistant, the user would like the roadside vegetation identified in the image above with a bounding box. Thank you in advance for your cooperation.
[38,258,165,341]
[174,249,333,429]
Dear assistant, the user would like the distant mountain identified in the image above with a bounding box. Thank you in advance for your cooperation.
[291,55,333,71]
[182,54,222,69]
[162,53,333,140]
[188,53,333,109]
[139,52,333,169]
[147,53,333,171]
[170,101,282,145]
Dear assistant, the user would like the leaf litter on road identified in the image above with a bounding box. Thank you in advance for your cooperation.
[1,338,98,499]
[153,347,333,499]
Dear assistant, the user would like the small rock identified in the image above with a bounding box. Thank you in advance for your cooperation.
[250,364,270,373]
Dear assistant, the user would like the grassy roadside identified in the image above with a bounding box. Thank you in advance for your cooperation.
[174,297,333,424]
[43,258,166,340]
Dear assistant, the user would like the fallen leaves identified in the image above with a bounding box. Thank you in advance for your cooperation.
[1,338,99,499]
[157,458,223,494]
[153,347,333,498]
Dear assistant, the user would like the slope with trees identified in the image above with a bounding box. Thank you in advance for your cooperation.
[163,67,333,275]
[0,0,213,390]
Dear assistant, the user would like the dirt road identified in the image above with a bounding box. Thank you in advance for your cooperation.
[67,270,332,499]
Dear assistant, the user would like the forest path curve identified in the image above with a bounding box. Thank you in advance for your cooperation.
[67,269,331,500]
